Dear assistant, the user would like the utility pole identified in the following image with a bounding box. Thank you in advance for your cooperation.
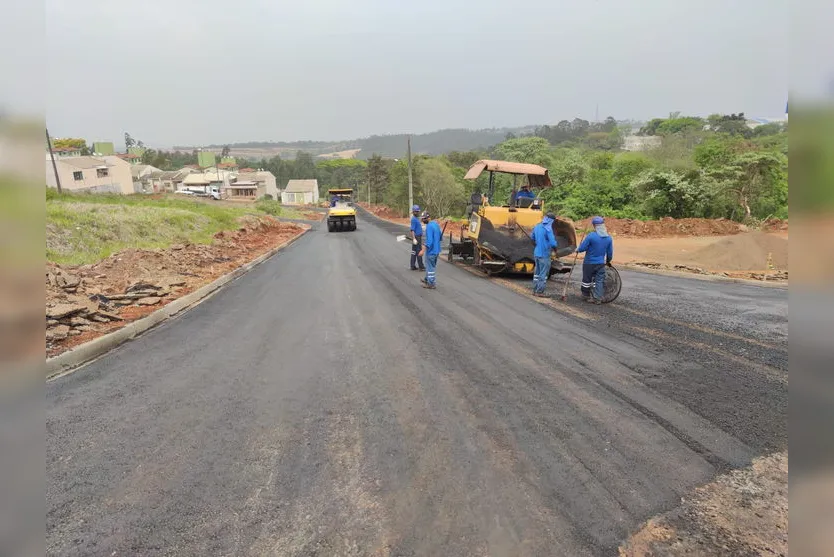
[46,127,62,194]
[407,135,413,212]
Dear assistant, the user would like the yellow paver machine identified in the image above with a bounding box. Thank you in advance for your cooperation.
[327,188,356,232]
[447,160,577,276]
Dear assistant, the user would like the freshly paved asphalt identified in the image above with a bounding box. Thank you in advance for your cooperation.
[47,210,788,556]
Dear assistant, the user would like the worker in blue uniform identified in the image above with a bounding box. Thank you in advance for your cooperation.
[516,184,535,200]
[418,210,442,289]
[576,216,614,304]
[409,205,425,271]
[530,212,559,296]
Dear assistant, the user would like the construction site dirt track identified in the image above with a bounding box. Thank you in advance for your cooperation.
[47,210,787,556]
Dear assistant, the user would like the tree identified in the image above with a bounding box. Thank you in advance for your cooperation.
[221,145,231,158]
[124,132,135,150]
[656,116,704,136]
[601,116,618,133]
[366,154,390,204]
[492,137,553,168]
[707,151,787,220]
[708,113,751,137]
[632,169,705,219]
[446,150,483,169]
[293,151,316,179]
[570,118,590,136]
[638,118,665,136]
[417,159,465,218]
[751,122,785,137]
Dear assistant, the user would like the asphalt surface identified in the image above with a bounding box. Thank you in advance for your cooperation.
[47,210,788,556]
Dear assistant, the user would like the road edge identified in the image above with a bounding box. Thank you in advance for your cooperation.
[616,263,787,289]
[45,227,310,380]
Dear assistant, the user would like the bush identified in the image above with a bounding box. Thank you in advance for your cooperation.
[255,199,282,216]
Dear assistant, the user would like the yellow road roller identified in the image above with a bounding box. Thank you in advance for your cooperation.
[327,188,356,232]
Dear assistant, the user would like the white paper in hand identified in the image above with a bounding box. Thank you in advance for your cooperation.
[396,235,408,242]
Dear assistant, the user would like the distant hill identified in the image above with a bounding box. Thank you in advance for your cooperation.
[174,126,533,160]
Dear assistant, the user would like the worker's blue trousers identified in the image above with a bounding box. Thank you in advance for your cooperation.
[425,254,439,286]
[581,263,606,300]
[533,256,551,293]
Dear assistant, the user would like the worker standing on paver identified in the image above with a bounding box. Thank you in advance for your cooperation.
[530,212,559,297]
[409,205,425,271]
[419,210,441,289]
[577,216,614,304]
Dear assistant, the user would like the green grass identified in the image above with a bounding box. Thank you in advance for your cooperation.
[255,198,302,218]
[46,191,302,265]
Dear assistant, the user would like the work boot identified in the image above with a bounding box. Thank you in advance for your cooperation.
[422,282,436,289]
[583,296,593,303]
[593,298,602,305]
[410,267,419,271]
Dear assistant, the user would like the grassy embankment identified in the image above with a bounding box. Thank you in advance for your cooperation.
[46,191,306,265]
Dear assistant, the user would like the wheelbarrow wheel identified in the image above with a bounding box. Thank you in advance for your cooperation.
[598,265,622,304]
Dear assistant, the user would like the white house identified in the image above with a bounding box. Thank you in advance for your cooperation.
[45,155,135,194]
[281,179,319,205]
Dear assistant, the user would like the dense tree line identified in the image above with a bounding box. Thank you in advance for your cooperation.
[357,113,787,223]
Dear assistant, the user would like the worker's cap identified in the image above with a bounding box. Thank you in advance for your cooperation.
[420,210,430,220]
[545,212,556,220]
[412,205,420,212]
[591,216,605,225]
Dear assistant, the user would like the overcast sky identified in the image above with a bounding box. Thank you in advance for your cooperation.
[41,0,795,147]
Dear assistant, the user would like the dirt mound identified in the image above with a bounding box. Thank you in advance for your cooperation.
[46,216,306,357]
[358,202,405,221]
[761,218,789,232]
[580,217,743,238]
[692,231,788,271]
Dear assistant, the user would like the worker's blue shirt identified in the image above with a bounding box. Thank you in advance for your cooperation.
[410,215,423,237]
[577,231,614,264]
[531,221,558,259]
[425,220,442,256]
[517,190,535,199]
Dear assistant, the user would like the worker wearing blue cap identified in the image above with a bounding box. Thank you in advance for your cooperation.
[576,216,614,304]
[409,205,425,271]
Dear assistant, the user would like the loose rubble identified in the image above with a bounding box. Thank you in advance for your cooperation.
[631,261,788,282]
[46,216,306,357]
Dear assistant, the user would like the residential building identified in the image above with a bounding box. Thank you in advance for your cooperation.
[217,161,239,172]
[131,164,163,193]
[232,170,278,199]
[622,135,662,152]
[197,151,216,168]
[51,146,83,158]
[154,168,197,192]
[281,179,319,205]
[116,152,143,165]
[92,142,115,156]
[45,155,134,194]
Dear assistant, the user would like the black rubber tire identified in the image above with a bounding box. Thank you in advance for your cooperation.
[599,265,622,304]
[327,221,335,232]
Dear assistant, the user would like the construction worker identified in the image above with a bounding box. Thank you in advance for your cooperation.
[530,212,558,296]
[418,210,441,289]
[577,216,614,304]
[330,194,338,207]
[409,205,425,271]
[516,184,535,201]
